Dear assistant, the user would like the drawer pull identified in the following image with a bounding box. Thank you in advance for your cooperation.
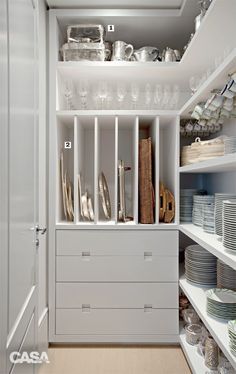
[82,251,91,260]
[82,304,91,312]
[144,252,152,261]
[144,304,153,313]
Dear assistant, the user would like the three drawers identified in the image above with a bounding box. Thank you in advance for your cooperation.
[55,229,179,340]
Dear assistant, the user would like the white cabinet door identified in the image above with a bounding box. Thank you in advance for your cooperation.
[7,0,38,372]
[10,314,36,374]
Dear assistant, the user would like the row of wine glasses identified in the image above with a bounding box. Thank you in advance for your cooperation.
[63,80,181,110]
[189,46,232,95]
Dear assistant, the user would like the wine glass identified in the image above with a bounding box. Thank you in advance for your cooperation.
[170,85,180,109]
[77,80,89,109]
[189,76,198,95]
[64,80,74,110]
[97,81,108,109]
[131,82,140,109]
[162,84,171,108]
[154,84,162,108]
[117,82,127,109]
[144,83,152,109]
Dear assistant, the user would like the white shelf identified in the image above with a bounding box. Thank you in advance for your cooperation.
[180,0,236,77]
[179,274,236,370]
[179,327,207,374]
[55,222,179,230]
[179,154,236,174]
[179,224,236,271]
[181,48,236,116]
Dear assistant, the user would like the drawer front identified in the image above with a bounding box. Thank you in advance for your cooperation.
[56,255,178,282]
[56,309,179,335]
[56,230,178,256]
[56,282,178,309]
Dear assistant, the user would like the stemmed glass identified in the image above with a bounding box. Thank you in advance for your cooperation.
[170,85,180,109]
[162,84,171,108]
[189,76,199,95]
[131,82,140,109]
[117,82,127,109]
[64,80,74,110]
[144,83,152,109]
[154,84,162,108]
[77,80,89,109]
[97,81,108,109]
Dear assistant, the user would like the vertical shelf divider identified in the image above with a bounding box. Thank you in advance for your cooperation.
[154,116,160,225]
[115,116,119,224]
[134,116,139,224]
[175,115,180,225]
[94,116,99,224]
[73,116,78,223]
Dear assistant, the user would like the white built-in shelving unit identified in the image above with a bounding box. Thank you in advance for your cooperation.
[49,0,236,367]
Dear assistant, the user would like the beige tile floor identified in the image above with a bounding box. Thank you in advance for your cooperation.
[39,346,191,374]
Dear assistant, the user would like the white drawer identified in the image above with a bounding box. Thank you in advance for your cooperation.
[56,282,178,309]
[56,230,178,256]
[56,255,178,282]
[56,308,179,335]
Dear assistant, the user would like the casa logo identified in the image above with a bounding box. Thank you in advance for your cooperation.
[10,351,50,364]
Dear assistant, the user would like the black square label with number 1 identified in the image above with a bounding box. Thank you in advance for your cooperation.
[64,141,72,149]
[107,25,115,32]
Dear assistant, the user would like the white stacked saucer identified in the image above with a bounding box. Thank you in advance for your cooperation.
[185,244,217,286]
[206,288,236,320]
[203,203,215,234]
[228,320,236,355]
[224,136,236,155]
[223,200,236,252]
[214,193,236,236]
[192,195,214,227]
[217,259,236,291]
[180,189,197,223]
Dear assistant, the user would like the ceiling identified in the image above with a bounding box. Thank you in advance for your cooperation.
[47,0,190,10]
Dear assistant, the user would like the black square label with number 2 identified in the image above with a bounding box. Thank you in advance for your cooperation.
[64,141,72,149]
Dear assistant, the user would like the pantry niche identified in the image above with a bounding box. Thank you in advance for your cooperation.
[48,1,236,372]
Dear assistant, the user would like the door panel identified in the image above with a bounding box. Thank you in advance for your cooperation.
[10,313,35,374]
[8,0,37,332]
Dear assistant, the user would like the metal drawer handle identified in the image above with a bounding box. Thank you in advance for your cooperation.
[144,252,152,261]
[144,304,153,312]
[82,251,91,260]
[82,304,91,312]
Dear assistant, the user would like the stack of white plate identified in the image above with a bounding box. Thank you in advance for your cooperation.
[224,136,236,155]
[228,320,236,355]
[206,288,236,320]
[193,195,214,227]
[217,259,236,291]
[180,189,197,223]
[215,193,236,236]
[203,203,215,234]
[185,244,217,286]
[223,200,236,252]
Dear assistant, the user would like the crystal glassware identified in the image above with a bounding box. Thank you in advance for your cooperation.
[64,80,74,110]
[131,82,140,109]
[117,82,127,109]
[98,81,108,109]
[154,84,162,108]
[144,83,152,109]
[162,84,171,108]
[77,79,89,109]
